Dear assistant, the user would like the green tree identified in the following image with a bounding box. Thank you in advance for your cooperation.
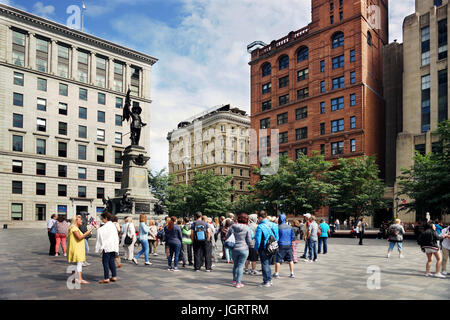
[397,120,450,220]
[326,155,386,220]
[230,193,261,214]
[165,180,188,218]
[148,169,170,201]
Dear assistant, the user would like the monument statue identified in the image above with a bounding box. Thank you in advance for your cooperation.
[120,194,133,213]
[123,88,146,146]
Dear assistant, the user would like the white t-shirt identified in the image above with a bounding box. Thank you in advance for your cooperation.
[47,219,56,230]
[442,227,450,250]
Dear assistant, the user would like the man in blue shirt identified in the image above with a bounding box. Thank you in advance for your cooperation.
[273,214,295,279]
[318,219,330,254]
[254,211,279,287]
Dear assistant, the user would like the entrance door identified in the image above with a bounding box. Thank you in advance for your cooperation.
[36,204,46,221]
[76,206,89,215]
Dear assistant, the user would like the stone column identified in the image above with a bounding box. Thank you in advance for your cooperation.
[51,40,58,75]
[28,32,36,70]
[108,58,115,90]
[90,52,96,86]
[124,62,131,91]
[5,26,13,64]
[71,46,78,81]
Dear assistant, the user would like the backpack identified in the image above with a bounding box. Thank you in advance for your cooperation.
[157,228,165,242]
[194,222,207,242]
[263,223,279,256]
[224,228,236,249]
[389,226,399,237]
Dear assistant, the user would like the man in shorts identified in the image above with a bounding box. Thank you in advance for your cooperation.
[273,214,295,278]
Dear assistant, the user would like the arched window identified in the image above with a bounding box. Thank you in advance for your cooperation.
[297,47,309,62]
[332,31,344,48]
[279,55,289,70]
[367,31,372,46]
[262,63,271,77]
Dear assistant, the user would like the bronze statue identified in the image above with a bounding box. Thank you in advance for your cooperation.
[123,89,146,146]
[120,194,133,213]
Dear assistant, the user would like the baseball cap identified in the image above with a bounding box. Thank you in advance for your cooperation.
[303,213,311,218]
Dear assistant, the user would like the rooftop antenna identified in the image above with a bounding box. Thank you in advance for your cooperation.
[81,0,86,32]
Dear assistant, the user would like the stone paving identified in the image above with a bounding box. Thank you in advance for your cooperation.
[0,229,448,300]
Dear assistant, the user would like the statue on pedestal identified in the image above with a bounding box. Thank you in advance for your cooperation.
[123,89,146,146]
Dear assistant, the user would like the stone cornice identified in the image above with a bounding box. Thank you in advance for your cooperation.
[0,4,158,66]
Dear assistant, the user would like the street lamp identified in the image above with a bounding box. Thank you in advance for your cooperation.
[395,196,399,220]
[183,156,191,185]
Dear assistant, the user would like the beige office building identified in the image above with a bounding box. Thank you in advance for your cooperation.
[0,4,157,225]
[167,105,251,202]
[395,0,448,223]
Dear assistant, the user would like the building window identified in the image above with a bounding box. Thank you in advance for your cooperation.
[296,127,308,140]
[331,119,345,133]
[331,141,344,155]
[279,55,289,70]
[438,19,448,60]
[278,132,288,144]
[78,51,89,83]
[332,55,345,69]
[97,188,105,199]
[367,31,372,46]
[79,88,88,101]
[262,82,271,94]
[320,81,325,93]
[320,123,325,135]
[78,144,87,160]
[97,148,105,162]
[339,11,343,21]
[415,144,426,156]
[331,97,344,111]
[11,203,23,221]
[12,30,26,67]
[434,0,443,5]
[37,78,47,91]
[297,47,309,62]
[98,111,105,123]
[262,100,272,111]
[36,183,46,196]
[297,88,309,100]
[116,97,123,109]
[350,93,356,106]
[97,169,105,181]
[332,32,344,48]
[58,165,67,177]
[277,112,288,125]
[97,129,105,142]
[12,160,23,173]
[279,94,289,106]
[78,125,87,139]
[297,68,309,81]
[96,56,107,88]
[36,162,46,176]
[36,118,46,132]
[330,1,334,10]
[13,92,23,106]
[350,139,356,152]
[58,142,67,158]
[115,115,122,126]
[262,63,271,77]
[130,66,140,96]
[260,118,270,129]
[320,60,325,72]
[13,135,23,152]
[114,62,124,92]
[57,45,69,78]
[36,39,48,72]
[350,116,356,129]
[58,185,67,197]
[421,26,430,66]
[421,74,431,133]
[78,167,87,180]
[12,181,22,194]
[35,204,46,221]
[115,171,122,183]
[296,148,307,159]
[115,151,122,164]
[59,122,67,136]
[330,15,334,24]
[59,83,68,96]
[332,76,345,89]
[13,113,23,128]
[78,186,87,198]
[115,132,122,145]
[36,98,46,111]
[350,49,355,62]
[98,93,106,105]
[296,107,307,120]
[320,101,326,114]
[14,72,24,86]
[36,138,46,155]
[59,102,68,115]
[320,144,325,155]
[79,107,87,119]
[350,71,356,84]
[438,69,448,123]
[279,75,289,88]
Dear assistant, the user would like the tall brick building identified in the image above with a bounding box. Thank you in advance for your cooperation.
[248,0,388,220]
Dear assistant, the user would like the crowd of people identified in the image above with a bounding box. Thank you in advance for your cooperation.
[46,212,449,288]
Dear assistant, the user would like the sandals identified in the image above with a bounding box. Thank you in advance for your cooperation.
[110,278,117,282]
[98,279,110,284]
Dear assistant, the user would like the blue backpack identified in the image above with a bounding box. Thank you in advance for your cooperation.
[194,222,206,242]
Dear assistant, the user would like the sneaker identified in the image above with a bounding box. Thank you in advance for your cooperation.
[205,269,212,272]
[233,281,236,285]
[434,273,446,278]
[153,253,159,256]
[399,254,404,259]
[236,283,245,288]
[195,270,200,272]
[55,253,59,257]
[425,273,432,277]
[272,273,279,278]
[258,282,272,287]
[387,253,391,258]
[63,253,67,257]
[244,269,250,275]
[168,267,173,271]
[145,261,152,266]
[132,258,138,265]
[251,270,260,275]
[212,264,216,268]
[173,268,180,272]
[290,273,295,278]
[442,271,447,275]
[313,259,317,262]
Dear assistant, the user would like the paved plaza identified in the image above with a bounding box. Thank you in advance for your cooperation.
[0,229,448,300]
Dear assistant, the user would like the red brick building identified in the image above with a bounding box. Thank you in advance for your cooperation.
[249,0,388,219]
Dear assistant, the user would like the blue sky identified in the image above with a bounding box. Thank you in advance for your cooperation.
[1,0,416,172]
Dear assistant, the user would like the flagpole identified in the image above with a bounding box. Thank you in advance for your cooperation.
[81,0,85,32]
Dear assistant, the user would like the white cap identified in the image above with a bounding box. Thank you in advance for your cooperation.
[303,213,311,218]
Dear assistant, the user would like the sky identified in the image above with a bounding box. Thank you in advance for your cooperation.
[1,0,416,173]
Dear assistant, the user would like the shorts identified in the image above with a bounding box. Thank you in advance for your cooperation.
[424,247,439,254]
[247,247,259,262]
[276,245,293,263]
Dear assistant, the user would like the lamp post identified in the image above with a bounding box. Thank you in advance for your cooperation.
[395,197,399,220]
[183,156,190,185]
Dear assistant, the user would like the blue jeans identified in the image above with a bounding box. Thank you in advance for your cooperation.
[102,251,117,279]
[231,249,249,284]
[301,239,310,258]
[168,243,182,269]
[259,249,272,284]
[308,240,317,261]
[318,237,328,254]
[135,239,149,262]
[388,241,403,252]
[224,247,232,262]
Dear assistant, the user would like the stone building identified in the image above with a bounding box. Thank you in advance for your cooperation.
[393,0,448,223]
[167,105,251,203]
[0,4,157,225]
[248,0,388,221]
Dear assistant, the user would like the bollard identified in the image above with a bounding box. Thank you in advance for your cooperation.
[3,224,7,229]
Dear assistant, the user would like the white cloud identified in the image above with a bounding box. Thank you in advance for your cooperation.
[32,1,55,18]
[389,0,415,42]
[108,0,416,172]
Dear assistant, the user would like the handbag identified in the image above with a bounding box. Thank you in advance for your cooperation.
[124,224,133,245]
[224,228,236,249]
